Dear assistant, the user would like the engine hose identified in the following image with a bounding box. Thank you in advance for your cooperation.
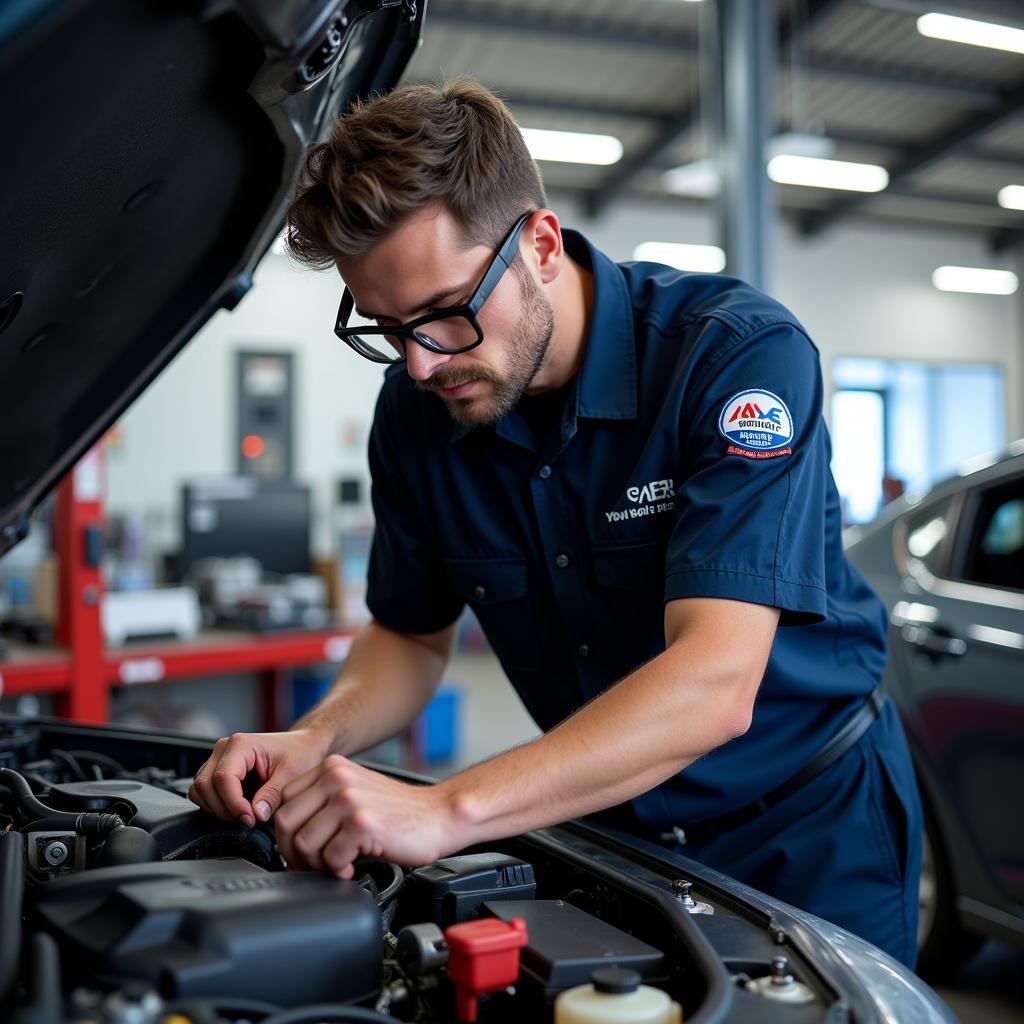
[24,813,125,836]
[0,768,65,821]
[0,831,25,1006]
[10,932,61,1024]
[0,770,123,832]
[163,997,282,1019]
[260,1006,396,1024]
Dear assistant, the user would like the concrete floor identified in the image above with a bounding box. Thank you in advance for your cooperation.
[439,650,1024,1024]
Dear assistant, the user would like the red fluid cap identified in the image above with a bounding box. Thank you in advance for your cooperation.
[444,917,528,1023]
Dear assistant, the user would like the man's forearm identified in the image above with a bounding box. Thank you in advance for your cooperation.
[292,618,454,756]
[436,601,778,848]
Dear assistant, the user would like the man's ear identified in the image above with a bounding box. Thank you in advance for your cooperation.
[527,209,563,285]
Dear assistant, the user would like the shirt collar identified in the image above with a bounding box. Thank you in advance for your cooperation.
[450,227,637,443]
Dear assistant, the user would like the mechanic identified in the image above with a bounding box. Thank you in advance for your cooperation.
[190,79,922,966]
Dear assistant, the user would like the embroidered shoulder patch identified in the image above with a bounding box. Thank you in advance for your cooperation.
[718,389,794,459]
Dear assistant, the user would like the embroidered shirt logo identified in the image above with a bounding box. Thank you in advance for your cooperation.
[718,388,794,459]
[606,478,675,522]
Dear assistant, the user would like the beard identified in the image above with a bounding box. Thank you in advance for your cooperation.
[415,269,555,427]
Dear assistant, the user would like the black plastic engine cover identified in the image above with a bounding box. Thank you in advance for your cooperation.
[31,858,382,1006]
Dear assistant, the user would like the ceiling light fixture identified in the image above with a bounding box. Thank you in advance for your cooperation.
[917,12,1024,55]
[662,135,838,198]
[520,127,623,166]
[633,241,726,273]
[932,266,1018,295]
[767,154,889,192]
[997,184,1024,211]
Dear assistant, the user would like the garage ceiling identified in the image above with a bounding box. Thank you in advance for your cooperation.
[402,0,1024,246]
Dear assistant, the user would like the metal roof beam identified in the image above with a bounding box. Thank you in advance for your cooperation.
[584,0,844,218]
[425,8,1002,107]
[424,9,698,56]
[800,78,1024,236]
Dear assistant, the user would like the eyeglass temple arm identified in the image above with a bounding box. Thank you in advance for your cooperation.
[469,214,532,314]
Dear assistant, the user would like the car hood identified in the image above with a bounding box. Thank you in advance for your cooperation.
[0,0,425,556]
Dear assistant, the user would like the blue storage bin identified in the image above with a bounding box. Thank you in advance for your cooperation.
[413,684,462,764]
[291,671,334,723]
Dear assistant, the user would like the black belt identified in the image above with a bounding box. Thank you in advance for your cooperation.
[658,684,886,848]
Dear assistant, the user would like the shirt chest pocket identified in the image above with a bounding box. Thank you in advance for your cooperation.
[591,542,668,665]
[592,541,667,590]
[444,557,544,673]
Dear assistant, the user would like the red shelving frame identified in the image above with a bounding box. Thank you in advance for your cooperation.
[0,445,354,729]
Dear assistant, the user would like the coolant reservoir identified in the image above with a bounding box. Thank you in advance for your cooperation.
[555,967,682,1024]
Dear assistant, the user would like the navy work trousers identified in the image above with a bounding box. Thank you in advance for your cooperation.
[681,699,923,967]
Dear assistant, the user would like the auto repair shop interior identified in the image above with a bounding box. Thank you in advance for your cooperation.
[1,2,1023,1024]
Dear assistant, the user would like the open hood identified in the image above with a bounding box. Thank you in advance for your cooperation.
[0,0,425,556]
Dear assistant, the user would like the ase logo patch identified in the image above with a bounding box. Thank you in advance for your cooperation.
[718,389,794,459]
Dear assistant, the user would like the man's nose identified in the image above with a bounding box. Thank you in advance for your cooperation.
[404,339,453,382]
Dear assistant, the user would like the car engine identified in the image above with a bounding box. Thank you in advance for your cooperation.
[1,716,891,1024]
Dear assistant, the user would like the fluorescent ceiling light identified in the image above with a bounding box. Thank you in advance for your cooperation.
[917,12,1024,55]
[520,127,622,165]
[998,184,1024,211]
[662,135,837,198]
[661,159,720,198]
[633,241,726,273]
[767,154,889,192]
[932,266,1018,295]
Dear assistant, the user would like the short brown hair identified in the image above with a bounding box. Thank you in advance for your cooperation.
[286,78,548,268]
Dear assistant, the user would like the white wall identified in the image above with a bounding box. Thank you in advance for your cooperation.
[105,195,1022,560]
[562,196,1023,438]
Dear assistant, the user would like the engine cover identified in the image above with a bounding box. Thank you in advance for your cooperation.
[31,858,382,1006]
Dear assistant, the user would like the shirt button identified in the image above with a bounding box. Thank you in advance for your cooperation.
[539,465,552,479]
[578,644,590,658]
[555,553,570,568]
[473,584,487,600]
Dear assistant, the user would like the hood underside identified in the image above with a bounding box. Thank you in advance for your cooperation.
[0,0,424,556]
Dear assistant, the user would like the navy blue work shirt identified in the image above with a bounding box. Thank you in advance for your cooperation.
[365,228,887,828]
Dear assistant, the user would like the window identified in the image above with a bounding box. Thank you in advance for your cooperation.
[906,499,953,578]
[960,482,1024,593]
[831,359,1006,525]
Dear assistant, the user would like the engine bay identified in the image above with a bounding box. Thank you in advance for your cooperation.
[1,717,870,1023]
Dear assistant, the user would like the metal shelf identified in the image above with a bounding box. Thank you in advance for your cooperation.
[0,445,352,728]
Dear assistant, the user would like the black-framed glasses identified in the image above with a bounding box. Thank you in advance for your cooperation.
[334,212,533,364]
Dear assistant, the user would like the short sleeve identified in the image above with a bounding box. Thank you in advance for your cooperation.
[364,382,465,634]
[664,321,830,625]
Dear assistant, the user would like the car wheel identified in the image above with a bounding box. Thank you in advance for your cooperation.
[915,806,983,980]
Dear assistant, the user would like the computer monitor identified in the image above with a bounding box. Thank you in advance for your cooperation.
[179,477,311,579]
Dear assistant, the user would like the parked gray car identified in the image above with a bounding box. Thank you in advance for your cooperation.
[846,442,1024,978]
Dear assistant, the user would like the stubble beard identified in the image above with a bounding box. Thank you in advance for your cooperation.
[417,271,555,427]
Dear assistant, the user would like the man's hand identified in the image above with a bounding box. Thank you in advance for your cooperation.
[189,728,331,828]
[274,755,456,878]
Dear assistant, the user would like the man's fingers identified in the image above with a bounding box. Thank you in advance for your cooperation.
[323,824,363,880]
[281,756,335,804]
[251,772,291,822]
[189,772,232,821]
[289,801,358,873]
[191,735,258,826]
[275,782,331,867]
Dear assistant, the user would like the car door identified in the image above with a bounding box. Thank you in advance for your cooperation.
[892,471,1024,904]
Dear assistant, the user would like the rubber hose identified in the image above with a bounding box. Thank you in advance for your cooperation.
[260,1005,397,1024]
[0,770,123,833]
[0,831,25,1006]
[24,814,124,836]
[10,932,61,1024]
[0,768,64,821]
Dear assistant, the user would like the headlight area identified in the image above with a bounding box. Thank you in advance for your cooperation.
[1,718,874,1024]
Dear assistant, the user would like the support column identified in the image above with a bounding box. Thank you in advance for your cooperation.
[715,0,776,292]
[55,445,107,723]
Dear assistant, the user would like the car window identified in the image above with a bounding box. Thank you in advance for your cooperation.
[959,483,1024,592]
[906,499,953,577]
